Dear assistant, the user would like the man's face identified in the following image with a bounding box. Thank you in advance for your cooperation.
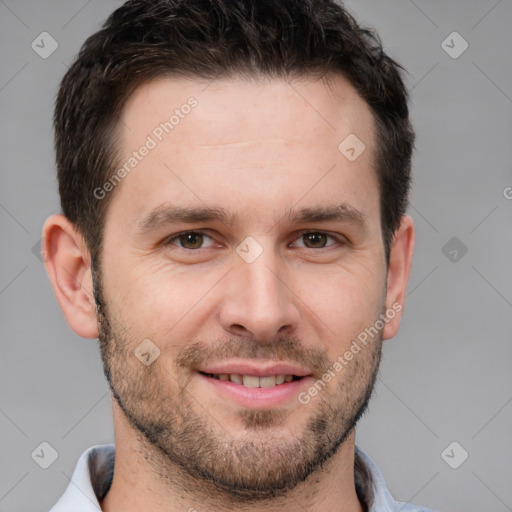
[96,75,388,500]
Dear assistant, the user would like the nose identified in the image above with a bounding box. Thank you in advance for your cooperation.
[218,245,301,343]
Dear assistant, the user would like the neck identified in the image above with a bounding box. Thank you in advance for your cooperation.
[100,400,364,512]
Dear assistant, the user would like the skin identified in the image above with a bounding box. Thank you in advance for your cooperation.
[43,74,414,512]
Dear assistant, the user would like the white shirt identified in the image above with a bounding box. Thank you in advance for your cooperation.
[48,443,436,512]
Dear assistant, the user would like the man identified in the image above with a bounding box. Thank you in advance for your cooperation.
[42,0,435,511]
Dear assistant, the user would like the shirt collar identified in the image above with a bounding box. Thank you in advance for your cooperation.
[49,443,434,512]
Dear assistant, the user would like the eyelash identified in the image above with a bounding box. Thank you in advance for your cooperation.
[163,230,346,251]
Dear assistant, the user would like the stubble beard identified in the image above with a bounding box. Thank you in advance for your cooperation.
[92,266,383,504]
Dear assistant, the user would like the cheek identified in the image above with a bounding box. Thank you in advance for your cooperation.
[108,262,216,345]
[298,266,384,343]
[103,242,386,349]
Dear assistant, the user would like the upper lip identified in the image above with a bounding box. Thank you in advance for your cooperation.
[198,360,311,377]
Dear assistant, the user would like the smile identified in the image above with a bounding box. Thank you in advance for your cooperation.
[199,371,303,388]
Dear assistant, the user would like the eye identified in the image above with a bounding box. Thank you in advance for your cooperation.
[292,231,343,249]
[163,230,345,252]
[164,231,216,250]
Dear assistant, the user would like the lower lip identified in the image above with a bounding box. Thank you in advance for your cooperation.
[198,373,313,409]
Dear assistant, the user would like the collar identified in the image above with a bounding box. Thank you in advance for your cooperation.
[49,443,435,512]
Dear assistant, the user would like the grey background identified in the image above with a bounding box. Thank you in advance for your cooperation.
[1,1,511,511]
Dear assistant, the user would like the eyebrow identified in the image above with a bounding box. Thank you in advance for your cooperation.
[285,204,367,226]
[136,202,367,234]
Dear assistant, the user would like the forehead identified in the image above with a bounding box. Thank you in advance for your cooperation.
[120,73,375,148]
[108,74,379,231]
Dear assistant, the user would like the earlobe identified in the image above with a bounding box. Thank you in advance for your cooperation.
[42,214,99,339]
[382,215,415,341]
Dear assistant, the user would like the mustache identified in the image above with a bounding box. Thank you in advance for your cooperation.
[175,336,332,377]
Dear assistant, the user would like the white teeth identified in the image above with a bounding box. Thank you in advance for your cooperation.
[230,374,243,384]
[242,375,260,388]
[208,373,297,387]
[259,375,276,388]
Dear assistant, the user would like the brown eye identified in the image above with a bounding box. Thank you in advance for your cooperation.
[291,231,345,250]
[179,232,203,249]
[165,231,214,250]
[303,232,328,248]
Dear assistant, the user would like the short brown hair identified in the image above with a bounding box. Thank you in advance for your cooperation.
[54,0,415,266]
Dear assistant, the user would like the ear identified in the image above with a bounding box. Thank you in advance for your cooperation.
[382,215,415,341]
[41,214,99,338]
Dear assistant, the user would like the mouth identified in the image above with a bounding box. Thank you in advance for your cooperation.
[198,371,304,388]
[195,363,313,409]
